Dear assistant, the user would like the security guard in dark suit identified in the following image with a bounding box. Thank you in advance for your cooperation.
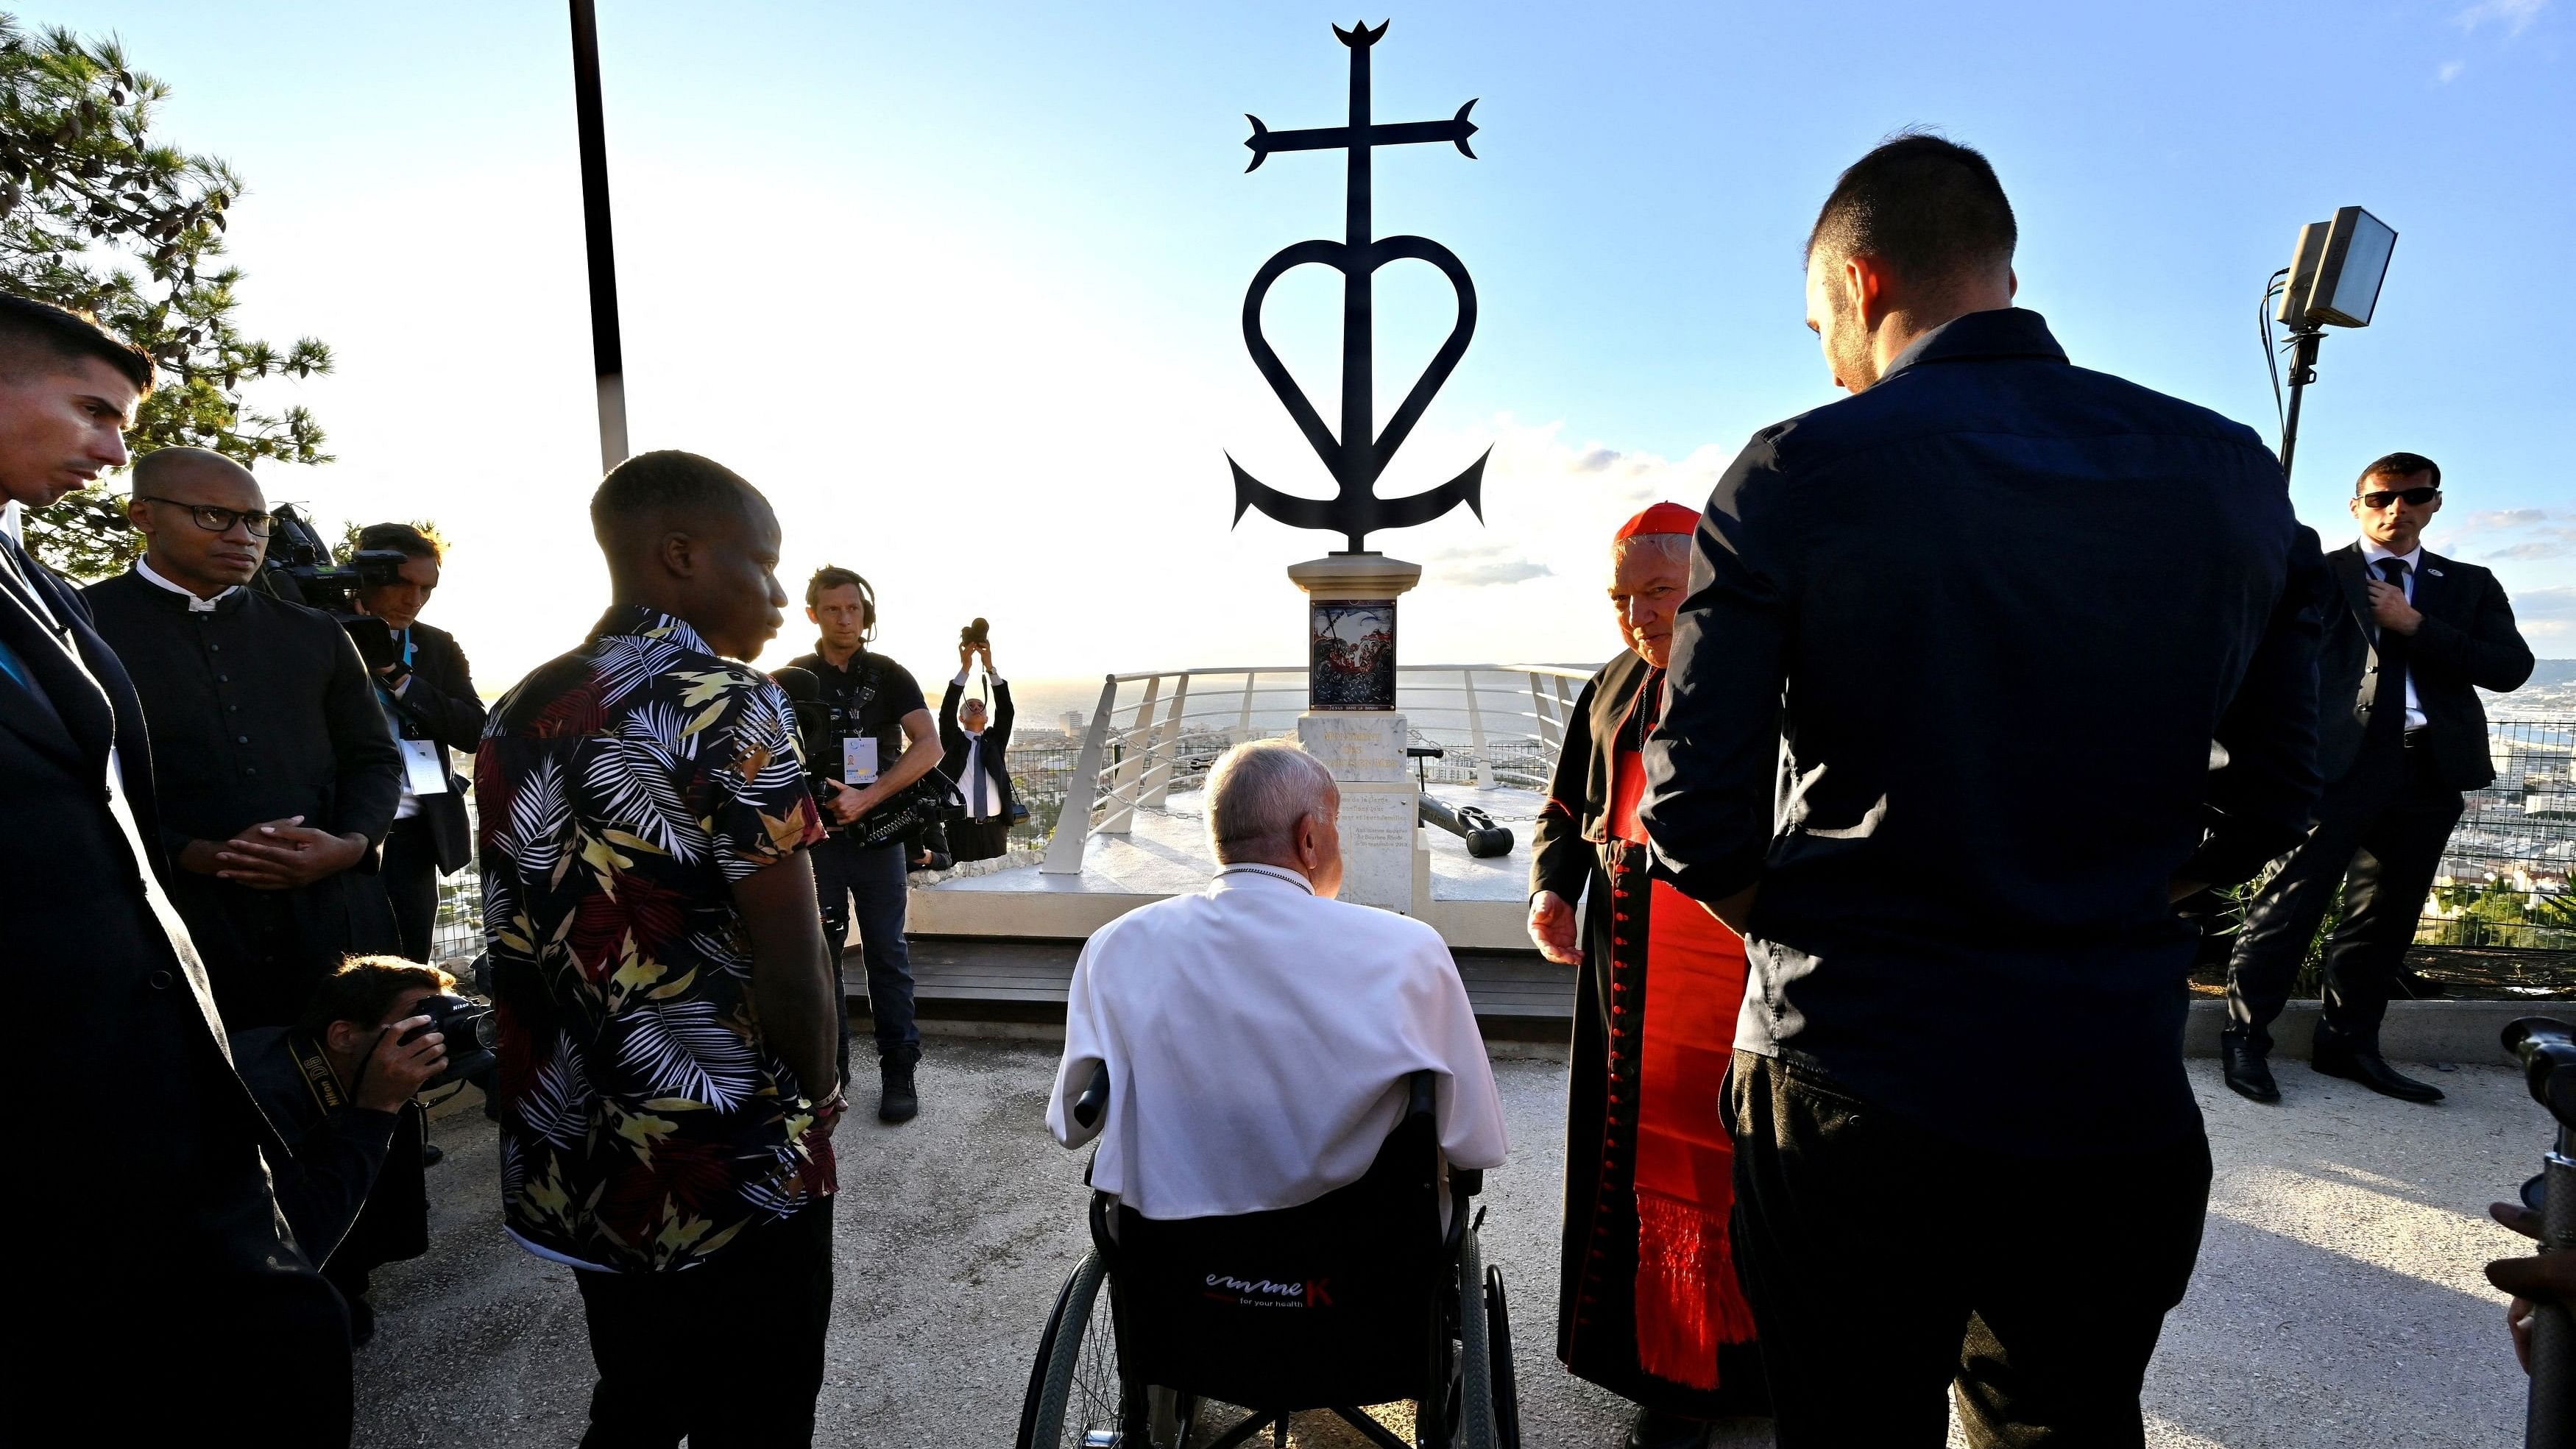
[0,295,350,1444]
[2223,452,2537,1104]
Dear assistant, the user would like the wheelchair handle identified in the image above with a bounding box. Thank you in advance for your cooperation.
[1072,1061,1111,1130]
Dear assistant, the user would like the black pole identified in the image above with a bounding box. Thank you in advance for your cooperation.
[2278,328,2321,486]
[570,0,628,473]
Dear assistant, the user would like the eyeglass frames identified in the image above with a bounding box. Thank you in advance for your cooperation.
[132,495,277,538]
[2357,486,2439,510]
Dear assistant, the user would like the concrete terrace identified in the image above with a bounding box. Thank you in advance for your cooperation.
[358,1041,2544,1448]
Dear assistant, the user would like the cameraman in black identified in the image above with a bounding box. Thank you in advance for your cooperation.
[349,522,484,967]
[788,565,940,1123]
[233,956,456,1346]
[85,447,404,1030]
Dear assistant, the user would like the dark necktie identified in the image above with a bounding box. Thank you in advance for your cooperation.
[2367,556,2411,743]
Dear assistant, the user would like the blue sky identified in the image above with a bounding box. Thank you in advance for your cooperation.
[53,0,2576,690]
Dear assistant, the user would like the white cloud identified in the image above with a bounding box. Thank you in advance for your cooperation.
[2513,587,2576,642]
[1429,543,1553,587]
[2455,0,2549,35]
[2438,58,2468,81]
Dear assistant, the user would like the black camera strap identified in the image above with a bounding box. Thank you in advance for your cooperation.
[289,1030,350,1114]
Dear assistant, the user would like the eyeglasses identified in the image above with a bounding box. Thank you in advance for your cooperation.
[134,495,276,537]
[2358,486,2439,510]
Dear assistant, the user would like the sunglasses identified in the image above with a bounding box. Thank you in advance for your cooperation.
[2358,486,2439,510]
[134,495,277,538]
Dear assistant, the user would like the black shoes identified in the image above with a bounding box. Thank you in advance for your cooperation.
[878,1056,919,1123]
[1625,1408,1713,1449]
[2221,1033,2279,1104]
[2312,1030,2444,1103]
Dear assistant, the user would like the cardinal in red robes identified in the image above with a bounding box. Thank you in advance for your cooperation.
[1530,502,1766,1446]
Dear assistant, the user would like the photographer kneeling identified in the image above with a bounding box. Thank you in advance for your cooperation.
[234,956,476,1346]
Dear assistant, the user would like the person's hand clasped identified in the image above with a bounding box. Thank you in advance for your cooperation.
[1529,890,1581,966]
[211,816,368,890]
[2366,578,2423,637]
[355,1015,447,1113]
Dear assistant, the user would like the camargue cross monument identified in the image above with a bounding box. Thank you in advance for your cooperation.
[1228,18,1487,913]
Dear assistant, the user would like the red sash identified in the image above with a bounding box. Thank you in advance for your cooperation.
[1610,743,1756,1386]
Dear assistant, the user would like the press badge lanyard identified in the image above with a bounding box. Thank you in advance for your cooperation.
[377,631,450,796]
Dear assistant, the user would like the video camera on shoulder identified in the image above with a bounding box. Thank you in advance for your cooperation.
[255,503,412,670]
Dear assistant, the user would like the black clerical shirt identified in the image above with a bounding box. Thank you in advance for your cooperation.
[85,567,403,1024]
[1643,308,2323,1156]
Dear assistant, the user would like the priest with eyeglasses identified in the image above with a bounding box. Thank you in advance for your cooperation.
[85,447,403,1030]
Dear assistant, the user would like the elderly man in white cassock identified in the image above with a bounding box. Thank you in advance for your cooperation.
[1048,739,1508,1220]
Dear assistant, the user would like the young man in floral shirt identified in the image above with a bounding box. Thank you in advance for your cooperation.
[477,450,842,1445]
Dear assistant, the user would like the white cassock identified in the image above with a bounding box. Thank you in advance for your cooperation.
[1048,862,1510,1221]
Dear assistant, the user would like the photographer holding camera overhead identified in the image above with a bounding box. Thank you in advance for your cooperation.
[348,522,484,967]
[787,564,941,1123]
[233,955,489,1346]
[83,447,403,1030]
[941,617,1017,863]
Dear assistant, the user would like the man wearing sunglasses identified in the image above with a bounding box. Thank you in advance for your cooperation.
[2223,452,2536,1105]
[84,447,405,1032]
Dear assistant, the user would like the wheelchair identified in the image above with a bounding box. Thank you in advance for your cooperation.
[1018,1067,1521,1448]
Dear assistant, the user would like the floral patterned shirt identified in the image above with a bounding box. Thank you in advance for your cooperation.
[475,606,832,1272]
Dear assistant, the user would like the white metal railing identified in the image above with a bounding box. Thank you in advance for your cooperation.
[1038,662,1599,876]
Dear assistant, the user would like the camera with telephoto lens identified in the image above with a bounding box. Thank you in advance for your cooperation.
[401,993,497,1091]
[255,503,413,671]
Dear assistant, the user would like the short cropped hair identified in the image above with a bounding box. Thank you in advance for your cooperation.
[0,293,154,393]
[589,450,760,556]
[1611,533,1690,570]
[295,955,456,1036]
[356,521,445,563]
[1206,740,1337,865]
[1805,133,2017,290]
[2357,452,2441,492]
[806,565,867,607]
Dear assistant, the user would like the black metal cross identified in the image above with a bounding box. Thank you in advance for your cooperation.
[1229,20,1488,553]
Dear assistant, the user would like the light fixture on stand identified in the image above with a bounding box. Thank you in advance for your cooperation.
[2267,205,2398,484]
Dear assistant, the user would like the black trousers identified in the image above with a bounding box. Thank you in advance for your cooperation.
[573,1199,835,1448]
[949,816,1011,862]
[382,815,440,964]
[2226,735,2463,1052]
[1727,1052,2210,1448]
[813,834,916,1067]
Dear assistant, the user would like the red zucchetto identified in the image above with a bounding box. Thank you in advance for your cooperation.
[1613,501,1700,540]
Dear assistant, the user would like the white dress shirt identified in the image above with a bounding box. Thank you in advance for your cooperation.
[1049,862,1508,1220]
[2359,535,2429,731]
[952,669,1003,821]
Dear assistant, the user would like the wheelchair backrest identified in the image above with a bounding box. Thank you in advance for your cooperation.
[1096,1069,1447,1413]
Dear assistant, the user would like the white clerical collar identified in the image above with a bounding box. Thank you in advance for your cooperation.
[136,555,239,612]
[2358,536,2423,572]
[1214,862,1315,896]
[0,499,21,544]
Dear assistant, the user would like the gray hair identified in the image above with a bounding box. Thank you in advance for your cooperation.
[1611,532,1691,570]
[1205,740,1337,865]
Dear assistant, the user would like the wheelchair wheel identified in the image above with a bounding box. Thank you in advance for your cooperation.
[1484,1262,1521,1449]
[1025,1249,1145,1448]
[1454,1229,1507,1449]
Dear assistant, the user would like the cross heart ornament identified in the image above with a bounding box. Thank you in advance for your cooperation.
[1228,19,1488,554]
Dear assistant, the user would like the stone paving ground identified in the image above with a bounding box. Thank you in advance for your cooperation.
[355,1040,2546,1448]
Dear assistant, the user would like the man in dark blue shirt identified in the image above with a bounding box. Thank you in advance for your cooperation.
[1643,135,2321,1446]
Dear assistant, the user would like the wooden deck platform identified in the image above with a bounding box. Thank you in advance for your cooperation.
[860,935,1576,1039]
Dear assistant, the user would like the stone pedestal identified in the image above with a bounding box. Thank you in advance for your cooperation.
[1289,554,1428,914]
